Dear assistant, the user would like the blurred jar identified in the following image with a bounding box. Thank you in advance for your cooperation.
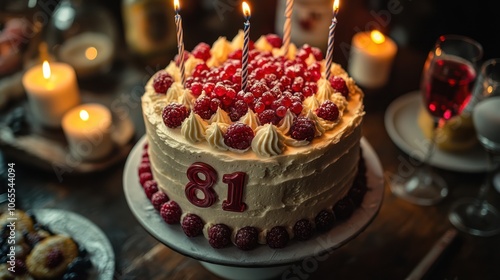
[275,0,331,50]
[122,0,176,65]
[44,0,119,79]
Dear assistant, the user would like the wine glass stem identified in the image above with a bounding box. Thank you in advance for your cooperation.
[417,121,439,182]
[475,150,495,208]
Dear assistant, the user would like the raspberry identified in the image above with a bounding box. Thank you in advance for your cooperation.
[258,109,280,125]
[193,96,215,119]
[228,49,242,59]
[160,201,182,224]
[229,100,248,122]
[265,34,282,48]
[311,47,323,60]
[143,180,158,199]
[315,210,335,232]
[181,214,204,237]
[162,103,190,128]
[348,184,367,207]
[12,259,27,275]
[224,123,254,150]
[139,172,153,186]
[151,191,169,210]
[290,117,315,141]
[191,42,211,61]
[293,219,314,241]
[46,248,64,268]
[316,100,340,121]
[266,226,289,249]
[333,197,354,220]
[254,101,265,113]
[153,71,174,94]
[290,101,303,115]
[329,76,349,98]
[138,162,151,175]
[235,226,259,251]
[25,232,44,247]
[190,82,203,96]
[208,224,231,248]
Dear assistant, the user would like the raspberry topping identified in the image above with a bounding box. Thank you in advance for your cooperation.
[46,248,64,268]
[143,180,159,199]
[160,201,182,224]
[191,42,211,61]
[329,76,349,98]
[193,96,215,120]
[153,70,174,94]
[139,172,153,186]
[293,219,314,241]
[224,123,254,150]
[162,103,190,128]
[151,191,169,210]
[266,226,289,249]
[138,162,151,175]
[208,224,231,249]
[333,197,354,220]
[265,34,282,48]
[290,116,315,141]
[235,226,259,251]
[315,210,335,232]
[258,109,280,125]
[12,259,27,275]
[316,100,340,121]
[181,214,204,237]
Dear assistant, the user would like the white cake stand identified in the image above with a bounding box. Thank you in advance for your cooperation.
[123,136,384,280]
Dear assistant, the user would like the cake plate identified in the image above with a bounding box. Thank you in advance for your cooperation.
[123,136,384,279]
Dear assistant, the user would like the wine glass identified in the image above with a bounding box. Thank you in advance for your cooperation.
[449,97,500,236]
[390,35,483,205]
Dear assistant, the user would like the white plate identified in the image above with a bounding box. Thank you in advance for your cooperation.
[124,136,384,267]
[35,209,115,280]
[384,91,488,173]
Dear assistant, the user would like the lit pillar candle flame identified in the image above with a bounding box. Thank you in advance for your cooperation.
[325,0,339,81]
[42,60,51,80]
[174,0,186,85]
[80,109,89,121]
[85,47,98,61]
[370,30,385,44]
[241,1,251,92]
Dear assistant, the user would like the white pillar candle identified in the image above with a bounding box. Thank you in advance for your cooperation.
[348,30,397,88]
[62,103,113,161]
[58,32,114,78]
[22,61,80,127]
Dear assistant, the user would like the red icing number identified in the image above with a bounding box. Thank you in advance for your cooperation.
[185,162,247,212]
[185,162,218,207]
[222,172,247,212]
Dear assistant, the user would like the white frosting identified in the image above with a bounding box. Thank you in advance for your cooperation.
[181,112,207,143]
[207,36,232,67]
[251,124,285,157]
[206,122,229,151]
[231,30,245,50]
[209,107,231,125]
[272,43,297,60]
[255,35,274,52]
[165,82,184,103]
[184,56,204,77]
[278,109,295,135]
[240,110,259,130]
[165,61,181,83]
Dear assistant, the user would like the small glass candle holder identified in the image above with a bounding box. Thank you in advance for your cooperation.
[44,0,118,79]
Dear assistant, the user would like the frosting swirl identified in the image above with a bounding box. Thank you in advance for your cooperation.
[251,124,285,157]
[206,122,229,150]
[181,112,208,143]
[240,110,259,130]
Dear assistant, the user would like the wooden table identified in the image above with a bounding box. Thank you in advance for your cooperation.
[2,0,500,279]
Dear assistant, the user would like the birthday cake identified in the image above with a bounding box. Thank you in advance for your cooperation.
[140,31,366,250]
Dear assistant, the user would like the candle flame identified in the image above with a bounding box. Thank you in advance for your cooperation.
[333,0,339,14]
[435,47,442,57]
[42,60,51,79]
[85,47,98,61]
[370,30,385,44]
[174,0,180,12]
[242,2,251,18]
[80,110,89,121]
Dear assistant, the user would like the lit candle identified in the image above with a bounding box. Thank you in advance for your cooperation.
[348,30,398,88]
[62,103,113,161]
[174,0,186,85]
[58,32,114,78]
[22,61,80,127]
[241,1,251,92]
[325,0,339,81]
[282,0,294,55]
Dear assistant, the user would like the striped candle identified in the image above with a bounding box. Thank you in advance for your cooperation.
[174,0,186,85]
[283,0,294,55]
[325,0,339,81]
[241,2,251,92]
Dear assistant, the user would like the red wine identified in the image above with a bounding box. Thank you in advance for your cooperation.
[423,56,476,120]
